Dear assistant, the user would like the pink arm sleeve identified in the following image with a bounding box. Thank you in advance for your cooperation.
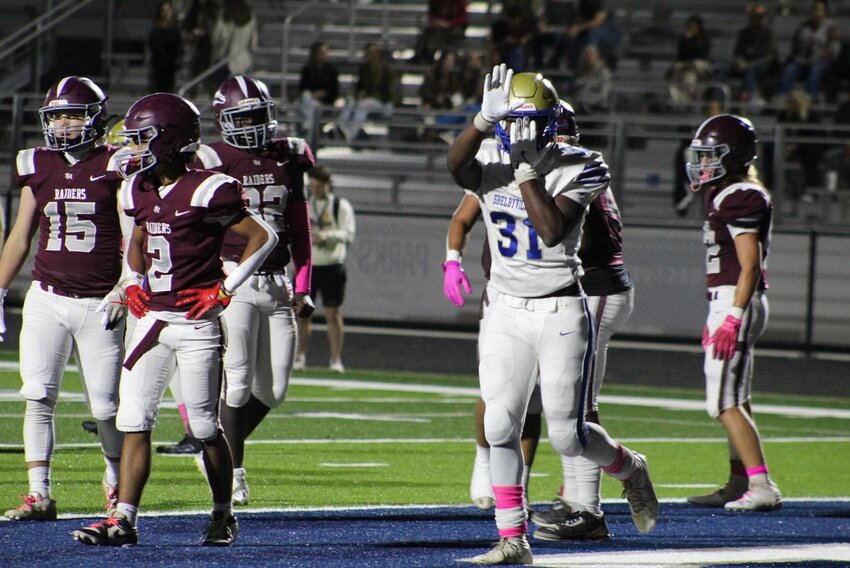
[287,199,313,294]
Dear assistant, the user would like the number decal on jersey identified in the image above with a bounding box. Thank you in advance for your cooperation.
[242,185,287,232]
[490,212,542,260]
[147,235,173,292]
[43,201,97,253]
[703,222,720,275]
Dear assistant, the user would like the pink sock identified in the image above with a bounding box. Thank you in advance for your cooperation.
[177,403,190,432]
[493,485,526,538]
[746,465,768,477]
[601,445,628,476]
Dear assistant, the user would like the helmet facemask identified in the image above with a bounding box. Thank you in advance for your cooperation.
[39,102,104,151]
[685,143,730,191]
[116,125,159,179]
[219,99,277,149]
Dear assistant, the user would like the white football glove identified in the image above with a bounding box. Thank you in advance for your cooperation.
[480,64,524,124]
[0,287,7,342]
[510,118,549,170]
[96,284,126,330]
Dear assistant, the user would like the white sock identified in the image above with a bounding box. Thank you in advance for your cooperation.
[475,443,490,465]
[117,502,138,524]
[570,455,603,515]
[28,466,51,499]
[103,457,120,487]
[521,464,530,505]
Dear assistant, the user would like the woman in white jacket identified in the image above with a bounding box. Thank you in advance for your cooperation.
[211,0,258,84]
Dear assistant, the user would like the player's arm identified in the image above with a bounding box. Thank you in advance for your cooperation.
[732,231,760,311]
[0,186,38,341]
[443,194,481,307]
[284,176,315,318]
[224,213,279,294]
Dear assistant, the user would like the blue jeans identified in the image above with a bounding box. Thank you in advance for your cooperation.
[780,61,833,97]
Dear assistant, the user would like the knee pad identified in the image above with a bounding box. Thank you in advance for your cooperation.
[548,420,583,457]
[20,380,51,403]
[188,410,219,442]
[116,399,153,433]
[484,402,519,447]
[224,382,251,408]
[88,393,118,422]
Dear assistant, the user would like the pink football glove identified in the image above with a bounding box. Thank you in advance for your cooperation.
[710,314,742,360]
[442,260,472,307]
[125,285,151,319]
[176,281,232,320]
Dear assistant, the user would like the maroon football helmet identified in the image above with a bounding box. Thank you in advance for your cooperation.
[555,99,579,145]
[39,76,108,151]
[212,75,277,149]
[117,93,201,178]
[686,114,758,191]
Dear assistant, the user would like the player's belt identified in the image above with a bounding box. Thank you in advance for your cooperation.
[535,282,582,298]
[38,281,93,299]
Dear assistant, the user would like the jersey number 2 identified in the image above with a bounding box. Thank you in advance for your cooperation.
[490,212,542,260]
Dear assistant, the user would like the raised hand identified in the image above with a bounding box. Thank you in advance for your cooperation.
[510,117,548,170]
[480,64,523,124]
[442,260,472,307]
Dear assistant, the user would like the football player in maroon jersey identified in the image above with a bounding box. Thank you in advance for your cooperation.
[684,114,782,512]
[72,93,278,547]
[0,77,128,521]
[194,75,315,506]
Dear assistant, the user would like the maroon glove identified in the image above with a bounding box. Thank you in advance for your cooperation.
[176,281,232,320]
[125,284,151,319]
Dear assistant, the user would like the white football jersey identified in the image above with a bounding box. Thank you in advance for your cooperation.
[476,142,609,297]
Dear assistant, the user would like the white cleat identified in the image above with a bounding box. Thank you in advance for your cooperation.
[329,359,345,373]
[469,457,495,510]
[622,451,660,534]
[466,536,532,565]
[293,354,305,371]
[232,468,249,506]
[724,482,782,512]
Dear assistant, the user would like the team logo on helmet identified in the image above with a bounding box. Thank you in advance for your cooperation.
[495,72,561,153]
[213,75,277,149]
[116,93,201,179]
[39,76,108,152]
[686,114,758,191]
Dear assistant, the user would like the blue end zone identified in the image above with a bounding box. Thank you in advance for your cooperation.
[1,502,849,566]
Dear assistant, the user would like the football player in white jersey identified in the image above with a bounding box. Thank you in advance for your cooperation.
[448,65,658,564]
[0,77,128,521]
[684,114,782,511]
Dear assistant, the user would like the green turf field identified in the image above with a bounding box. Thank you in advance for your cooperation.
[0,360,848,515]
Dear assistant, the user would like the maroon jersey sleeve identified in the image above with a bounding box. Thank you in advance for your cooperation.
[20,146,123,297]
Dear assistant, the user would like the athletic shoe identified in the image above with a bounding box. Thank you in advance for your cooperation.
[3,493,57,521]
[469,457,495,510]
[293,354,305,371]
[102,476,119,515]
[724,482,783,512]
[468,535,532,565]
[687,478,748,507]
[156,434,202,455]
[532,510,610,541]
[72,513,138,546]
[621,452,659,534]
[329,359,345,373]
[81,420,98,435]
[232,468,249,506]
[529,498,573,528]
[201,511,239,546]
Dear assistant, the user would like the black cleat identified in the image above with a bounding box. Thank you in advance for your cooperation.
[156,434,202,455]
[533,510,610,541]
[81,420,99,435]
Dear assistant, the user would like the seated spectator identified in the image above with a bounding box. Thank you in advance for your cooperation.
[338,43,399,141]
[730,3,778,103]
[573,45,612,114]
[557,0,622,70]
[414,0,468,64]
[421,50,466,111]
[778,0,841,100]
[299,41,340,133]
[820,142,850,192]
[530,0,576,69]
[666,15,714,104]
[489,3,537,72]
[777,88,823,195]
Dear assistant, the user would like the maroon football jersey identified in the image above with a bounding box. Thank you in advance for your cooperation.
[703,181,772,289]
[120,170,248,312]
[194,137,314,270]
[15,145,123,297]
[579,188,624,272]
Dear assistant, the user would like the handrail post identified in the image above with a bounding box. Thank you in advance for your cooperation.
[772,125,786,224]
[103,0,115,87]
[6,95,23,241]
[804,228,818,356]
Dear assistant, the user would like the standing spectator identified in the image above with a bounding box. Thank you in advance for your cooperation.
[194,75,315,507]
[338,43,398,141]
[148,0,183,93]
[1,77,126,521]
[557,0,621,71]
[573,45,612,113]
[666,15,714,104]
[414,0,468,63]
[447,65,658,564]
[299,41,340,121]
[730,3,778,103]
[489,3,537,72]
[71,93,278,546]
[182,0,218,96]
[684,114,782,512]
[211,0,258,86]
[779,0,841,100]
[295,165,355,373]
